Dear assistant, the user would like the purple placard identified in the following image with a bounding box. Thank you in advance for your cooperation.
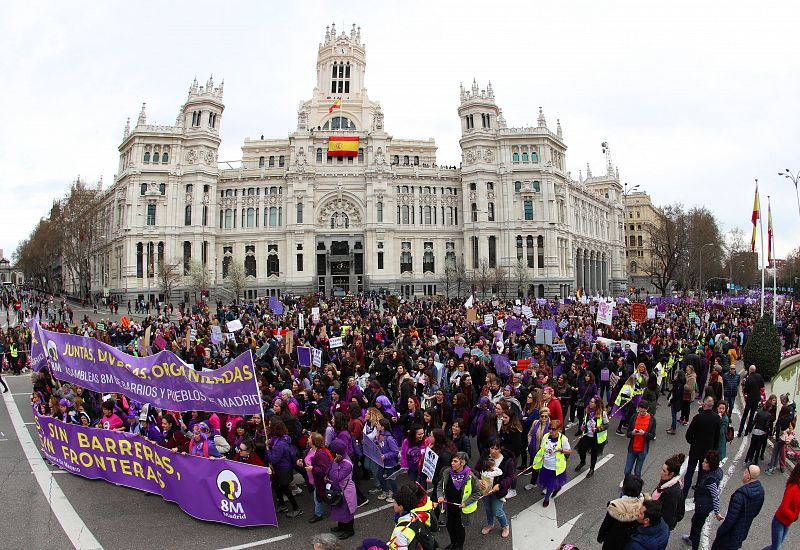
[154,334,168,351]
[454,346,465,358]
[491,354,512,376]
[297,346,312,367]
[27,314,47,371]
[538,319,558,334]
[36,324,261,415]
[362,434,384,467]
[269,295,284,315]
[536,298,547,305]
[35,409,277,527]
[505,318,524,334]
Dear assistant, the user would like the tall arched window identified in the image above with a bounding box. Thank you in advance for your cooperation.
[153,152,160,163]
[269,207,278,227]
[296,202,303,223]
[376,201,383,223]
[184,205,191,226]
[424,206,432,224]
[246,208,255,228]
[316,148,323,163]
[423,249,434,273]
[401,205,409,224]
[516,236,523,260]
[526,235,534,268]
[224,209,233,229]
[259,156,265,167]
[512,152,519,163]
[161,151,168,163]
[537,236,545,268]
[143,151,150,162]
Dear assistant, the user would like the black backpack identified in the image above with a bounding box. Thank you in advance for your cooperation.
[397,517,437,550]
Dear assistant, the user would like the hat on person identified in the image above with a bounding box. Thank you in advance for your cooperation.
[329,439,347,456]
[59,398,71,408]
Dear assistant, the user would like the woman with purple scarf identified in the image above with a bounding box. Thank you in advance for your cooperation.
[437,451,480,550]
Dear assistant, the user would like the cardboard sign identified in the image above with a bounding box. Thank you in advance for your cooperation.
[466,308,477,322]
[329,336,343,349]
[631,303,646,323]
[421,447,439,481]
[521,306,533,319]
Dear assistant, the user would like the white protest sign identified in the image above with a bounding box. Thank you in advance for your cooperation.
[484,314,494,326]
[497,318,505,330]
[226,319,243,332]
[329,336,343,349]
[312,348,323,368]
[647,308,656,320]
[552,343,568,353]
[421,447,439,481]
[521,306,533,319]
[299,313,305,330]
[311,307,320,322]
[596,301,613,326]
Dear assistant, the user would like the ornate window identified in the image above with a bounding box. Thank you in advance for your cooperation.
[516,235,523,260]
[400,242,412,273]
[147,242,154,277]
[445,242,456,269]
[279,155,285,167]
[183,241,191,275]
[140,183,147,196]
[245,245,256,277]
[330,212,349,229]
[376,201,383,223]
[471,203,478,222]
[524,200,534,221]
[202,205,208,226]
[184,205,191,226]
[488,202,495,221]
[267,245,279,277]
[423,242,434,273]
[222,246,232,278]
[136,243,143,278]
[159,183,166,195]
[488,236,497,268]
[526,235,534,268]
[323,116,355,130]
[537,236,545,268]
[146,204,156,225]
[162,150,168,163]
[512,152,519,163]
[143,151,150,163]
[152,151,160,163]
[330,61,351,94]
[296,202,304,223]
[224,209,234,229]
[471,236,479,269]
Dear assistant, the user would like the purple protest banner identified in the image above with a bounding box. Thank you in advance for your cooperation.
[505,318,524,334]
[297,346,312,367]
[491,354,512,376]
[35,323,261,415]
[362,434,384,467]
[27,314,47,371]
[34,409,277,527]
[536,298,547,305]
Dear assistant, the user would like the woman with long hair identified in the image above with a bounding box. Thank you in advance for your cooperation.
[300,431,332,523]
[498,408,524,466]
[764,462,800,549]
[476,442,515,538]
[524,405,551,490]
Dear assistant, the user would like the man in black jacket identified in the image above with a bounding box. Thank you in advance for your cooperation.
[684,396,721,497]
[737,364,764,436]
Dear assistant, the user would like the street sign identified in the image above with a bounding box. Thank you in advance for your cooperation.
[14,301,21,310]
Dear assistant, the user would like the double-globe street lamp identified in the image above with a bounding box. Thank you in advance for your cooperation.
[778,169,800,217]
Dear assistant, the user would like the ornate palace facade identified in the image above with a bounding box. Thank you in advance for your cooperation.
[89,24,626,303]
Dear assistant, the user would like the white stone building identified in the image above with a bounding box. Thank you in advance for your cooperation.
[89,24,626,304]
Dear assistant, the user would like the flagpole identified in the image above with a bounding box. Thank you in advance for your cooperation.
[770,196,777,325]
[758,180,765,318]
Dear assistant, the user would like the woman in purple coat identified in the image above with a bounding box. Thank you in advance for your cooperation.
[327,439,356,540]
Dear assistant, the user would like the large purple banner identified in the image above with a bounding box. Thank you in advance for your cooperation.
[35,409,277,527]
[34,323,261,415]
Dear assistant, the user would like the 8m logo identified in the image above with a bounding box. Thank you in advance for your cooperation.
[216,470,246,518]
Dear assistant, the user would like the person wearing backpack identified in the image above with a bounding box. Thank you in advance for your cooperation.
[389,483,437,550]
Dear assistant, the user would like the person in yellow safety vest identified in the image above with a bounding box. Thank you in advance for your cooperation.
[410,484,434,527]
[389,483,426,550]
[437,451,480,550]
[9,342,19,374]
[614,374,638,435]
[574,396,609,477]
[532,418,572,507]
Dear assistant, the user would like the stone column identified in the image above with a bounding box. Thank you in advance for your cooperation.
[576,250,582,289]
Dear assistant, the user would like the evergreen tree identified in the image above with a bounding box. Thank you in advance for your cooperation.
[743,315,782,380]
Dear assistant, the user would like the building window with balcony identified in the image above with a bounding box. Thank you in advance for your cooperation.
[471,203,478,222]
[400,242,412,273]
[423,243,434,273]
[267,245,279,277]
[245,245,256,277]
[146,204,156,225]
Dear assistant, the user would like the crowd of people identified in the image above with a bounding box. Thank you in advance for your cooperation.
[3,283,800,549]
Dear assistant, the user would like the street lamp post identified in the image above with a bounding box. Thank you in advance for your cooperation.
[778,169,800,217]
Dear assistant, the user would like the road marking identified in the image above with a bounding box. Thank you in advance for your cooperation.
[3,390,104,550]
[214,534,292,550]
[355,501,395,518]
[24,421,35,425]
[511,453,614,549]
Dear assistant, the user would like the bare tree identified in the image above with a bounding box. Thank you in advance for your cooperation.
[778,246,800,289]
[187,260,212,302]
[476,260,492,298]
[226,260,247,304]
[157,257,183,304]
[51,178,102,299]
[454,257,468,299]
[685,206,724,290]
[439,264,456,298]
[513,258,530,297]
[493,265,508,298]
[14,218,60,291]
[644,203,689,296]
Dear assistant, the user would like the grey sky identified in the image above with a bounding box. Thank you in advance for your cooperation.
[1,0,798,263]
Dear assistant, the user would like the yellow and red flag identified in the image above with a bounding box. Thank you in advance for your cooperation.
[751,184,760,252]
[327,136,359,157]
[767,198,773,267]
[328,98,341,114]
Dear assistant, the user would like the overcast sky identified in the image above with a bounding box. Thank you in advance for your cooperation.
[1,1,798,265]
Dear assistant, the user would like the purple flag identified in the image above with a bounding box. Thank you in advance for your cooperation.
[36,326,261,415]
[154,333,168,351]
[505,318,524,334]
[27,316,47,371]
[269,296,284,315]
[491,354,512,376]
[35,409,277,527]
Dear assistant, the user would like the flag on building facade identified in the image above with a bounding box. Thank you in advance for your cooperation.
[751,184,760,252]
[328,97,341,114]
[327,136,359,157]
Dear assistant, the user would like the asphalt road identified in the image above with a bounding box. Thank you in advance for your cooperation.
[1,309,798,550]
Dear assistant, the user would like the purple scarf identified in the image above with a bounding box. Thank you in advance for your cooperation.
[450,465,471,491]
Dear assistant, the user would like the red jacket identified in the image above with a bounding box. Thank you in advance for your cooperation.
[775,482,800,526]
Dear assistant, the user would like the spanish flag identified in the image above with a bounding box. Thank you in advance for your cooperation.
[329,98,342,114]
[767,197,773,267]
[328,136,359,157]
[751,184,760,252]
